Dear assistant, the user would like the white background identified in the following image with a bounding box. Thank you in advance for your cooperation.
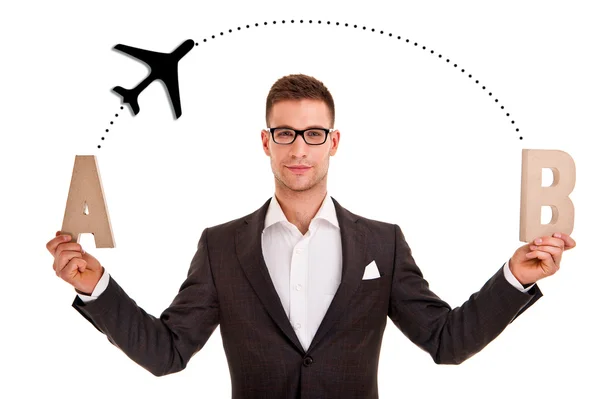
[1,0,598,397]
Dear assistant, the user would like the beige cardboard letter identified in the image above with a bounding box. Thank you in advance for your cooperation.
[61,155,115,248]
[520,149,575,242]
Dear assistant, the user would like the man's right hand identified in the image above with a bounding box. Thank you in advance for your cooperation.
[46,231,104,295]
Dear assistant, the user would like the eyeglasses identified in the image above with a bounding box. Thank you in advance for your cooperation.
[267,127,333,145]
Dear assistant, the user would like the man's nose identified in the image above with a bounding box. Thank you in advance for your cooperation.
[290,135,309,157]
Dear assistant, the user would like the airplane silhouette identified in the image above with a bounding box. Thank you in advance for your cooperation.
[112,39,195,119]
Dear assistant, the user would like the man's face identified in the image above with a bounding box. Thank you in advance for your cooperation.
[261,99,340,193]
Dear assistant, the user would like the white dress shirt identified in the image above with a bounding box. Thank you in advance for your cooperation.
[78,194,534,351]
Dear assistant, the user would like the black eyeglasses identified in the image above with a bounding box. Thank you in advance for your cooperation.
[267,127,333,145]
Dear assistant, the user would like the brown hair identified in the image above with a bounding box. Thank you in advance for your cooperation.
[265,74,335,127]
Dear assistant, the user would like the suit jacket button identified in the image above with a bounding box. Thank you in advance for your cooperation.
[303,356,313,367]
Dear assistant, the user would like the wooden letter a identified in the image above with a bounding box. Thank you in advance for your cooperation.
[61,155,115,248]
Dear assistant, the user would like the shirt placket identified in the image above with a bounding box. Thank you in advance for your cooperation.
[289,232,310,351]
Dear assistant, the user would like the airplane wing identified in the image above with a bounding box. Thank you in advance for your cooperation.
[113,44,163,65]
[160,68,182,119]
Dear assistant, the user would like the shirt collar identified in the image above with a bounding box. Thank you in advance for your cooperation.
[263,193,340,232]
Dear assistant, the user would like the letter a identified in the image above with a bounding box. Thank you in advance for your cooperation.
[520,149,575,242]
[61,155,115,248]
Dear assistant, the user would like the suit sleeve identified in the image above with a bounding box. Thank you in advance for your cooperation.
[387,224,542,365]
[71,227,220,376]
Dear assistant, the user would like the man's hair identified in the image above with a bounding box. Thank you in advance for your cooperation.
[265,74,335,127]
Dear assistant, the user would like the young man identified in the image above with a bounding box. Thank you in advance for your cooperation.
[47,74,576,398]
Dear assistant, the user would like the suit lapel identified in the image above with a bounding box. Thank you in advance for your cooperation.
[235,198,306,354]
[307,196,370,353]
[235,196,370,355]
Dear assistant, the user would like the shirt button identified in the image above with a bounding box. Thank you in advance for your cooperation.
[294,322,301,330]
[295,284,302,291]
[303,356,314,367]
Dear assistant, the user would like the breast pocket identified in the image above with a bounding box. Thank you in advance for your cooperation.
[358,273,390,293]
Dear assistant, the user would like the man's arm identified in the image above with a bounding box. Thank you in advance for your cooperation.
[72,227,220,376]
[387,224,542,365]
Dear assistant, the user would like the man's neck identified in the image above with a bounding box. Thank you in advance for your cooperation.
[274,186,327,235]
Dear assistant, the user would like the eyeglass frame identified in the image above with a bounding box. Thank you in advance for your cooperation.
[266,127,335,145]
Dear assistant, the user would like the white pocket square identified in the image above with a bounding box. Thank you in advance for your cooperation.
[362,260,381,280]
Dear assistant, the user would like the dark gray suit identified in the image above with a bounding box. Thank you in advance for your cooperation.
[73,197,542,398]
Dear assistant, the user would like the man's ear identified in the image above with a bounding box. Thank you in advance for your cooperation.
[329,130,340,156]
[261,130,271,156]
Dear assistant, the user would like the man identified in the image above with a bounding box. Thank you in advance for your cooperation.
[47,74,576,398]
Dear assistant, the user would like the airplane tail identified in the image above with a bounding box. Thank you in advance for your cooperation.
[112,86,140,115]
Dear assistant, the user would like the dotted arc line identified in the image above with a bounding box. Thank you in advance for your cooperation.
[99,19,523,148]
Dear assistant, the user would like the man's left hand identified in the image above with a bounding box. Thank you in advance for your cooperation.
[509,232,577,286]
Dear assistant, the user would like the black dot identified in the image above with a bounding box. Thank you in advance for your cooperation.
[110,121,113,124]
[511,121,515,124]
[212,35,215,39]
[371,28,375,32]
[263,22,267,25]
[423,46,426,50]
[519,136,523,140]
[318,20,321,24]
[354,24,357,28]
[489,93,492,96]
[506,113,510,116]
[397,36,401,39]
[105,129,108,132]
[203,38,207,42]
[468,74,472,78]
[415,42,418,46]
[363,26,366,30]
[101,137,105,140]
[115,114,118,117]
[309,20,312,23]
[454,64,457,67]
[482,86,486,90]
[406,39,409,42]
[120,106,123,109]
[228,29,232,32]
[501,106,504,109]
[345,23,348,26]
[336,22,339,25]
[430,50,434,53]
[220,32,223,35]
[273,21,276,24]
[446,59,449,62]
[195,42,198,46]
[328,21,331,25]
[255,23,259,26]
[291,20,294,23]
[475,80,479,83]
[516,128,520,132]
[438,54,442,58]
[495,99,498,102]
[98,145,101,148]
[238,27,241,30]
[246,25,249,28]
[282,20,285,24]
[389,33,392,36]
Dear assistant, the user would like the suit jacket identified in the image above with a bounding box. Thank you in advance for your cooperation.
[72,196,542,398]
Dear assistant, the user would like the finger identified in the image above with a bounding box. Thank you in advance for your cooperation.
[553,232,576,250]
[54,242,83,259]
[529,245,563,257]
[526,251,558,274]
[46,234,72,254]
[55,250,83,275]
[59,258,87,282]
[532,236,564,250]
